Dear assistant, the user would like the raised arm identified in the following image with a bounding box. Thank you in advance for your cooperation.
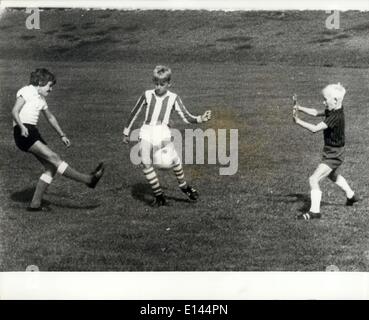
[42,108,70,147]
[296,105,325,117]
[174,96,211,124]
[294,116,328,133]
[174,96,201,123]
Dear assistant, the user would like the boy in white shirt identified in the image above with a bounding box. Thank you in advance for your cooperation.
[12,68,105,211]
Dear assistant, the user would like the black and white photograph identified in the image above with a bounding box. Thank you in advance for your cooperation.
[1,0,369,299]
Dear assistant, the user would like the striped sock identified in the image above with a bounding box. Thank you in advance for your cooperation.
[143,167,163,196]
[172,162,187,189]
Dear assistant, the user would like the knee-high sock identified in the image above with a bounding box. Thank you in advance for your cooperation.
[335,175,354,198]
[57,161,91,184]
[310,189,322,213]
[143,167,163,196]
[30,173,53,207]
[172,162,187,189]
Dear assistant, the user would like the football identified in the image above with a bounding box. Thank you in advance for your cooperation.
[153,144,176,169]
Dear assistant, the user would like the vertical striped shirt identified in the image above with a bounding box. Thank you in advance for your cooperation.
[323,107,345,147]
[123,89,202,136]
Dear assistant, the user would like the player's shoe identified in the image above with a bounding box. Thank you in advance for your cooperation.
[151,194,168,207]
[26,206,51,212]
[346,195,359,206]
[181,185,199,201]
[91,162,104,175]
[296,212,321,220]
[87,162,105,188]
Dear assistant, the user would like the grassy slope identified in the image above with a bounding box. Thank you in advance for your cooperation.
[1,10,369,66]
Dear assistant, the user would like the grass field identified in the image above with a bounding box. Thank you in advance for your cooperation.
[1,10,369,271]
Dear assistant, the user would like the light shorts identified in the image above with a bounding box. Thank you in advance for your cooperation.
[139,124,171,146]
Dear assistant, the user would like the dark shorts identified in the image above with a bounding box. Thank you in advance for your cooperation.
[13,124,47,152]
[322,145,344,171]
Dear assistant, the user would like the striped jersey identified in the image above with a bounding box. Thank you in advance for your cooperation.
[323,107,345,147]
[123,89,202,136]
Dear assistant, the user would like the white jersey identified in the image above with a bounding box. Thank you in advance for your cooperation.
[123,89,201,136]
[13,85,48,126]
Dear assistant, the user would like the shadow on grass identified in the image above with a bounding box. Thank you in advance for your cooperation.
[10,187,100,210]
[10,187,35,203]
[131,183,190,206]
[286,193,311,213]
[284,193,339,213]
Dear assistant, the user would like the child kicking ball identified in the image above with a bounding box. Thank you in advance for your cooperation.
[123,65,211,207]
[293,83,358,220]
[12,68,105,211]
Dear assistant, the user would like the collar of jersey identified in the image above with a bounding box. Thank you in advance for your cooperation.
[153,90,170,98]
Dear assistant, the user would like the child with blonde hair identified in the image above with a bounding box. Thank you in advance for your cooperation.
[293,83,358,220]
[123,65,211,206]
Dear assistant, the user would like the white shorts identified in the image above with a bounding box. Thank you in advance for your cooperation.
[139,124,171,146]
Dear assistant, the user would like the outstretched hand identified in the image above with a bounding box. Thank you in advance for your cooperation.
[201,110,212,122]
[293,109,299,123]
[123,134,130,144]
[20,126,29,138]
[61,136,71,148]
[292,94,298,107]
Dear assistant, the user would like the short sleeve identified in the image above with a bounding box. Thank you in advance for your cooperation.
[16,87,29,99]
[42,101,48,110]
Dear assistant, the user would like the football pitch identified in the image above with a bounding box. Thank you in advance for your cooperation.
[1,59,369,271]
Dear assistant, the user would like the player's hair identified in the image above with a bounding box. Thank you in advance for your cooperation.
[153,65,171,83]
[30,68,56,86]
[322,83,346,105]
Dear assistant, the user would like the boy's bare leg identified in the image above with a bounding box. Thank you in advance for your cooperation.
[28,141,103,186]
[308,163,332,214]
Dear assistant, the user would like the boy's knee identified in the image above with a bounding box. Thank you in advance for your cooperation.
[142,163,153,170]
[44,167,57,177]
[140,148,153,166]
[47,152,61,166]
[328,171,338,182]
[172,154,181,166]
[141,157,152,167]
[43,160,57,176]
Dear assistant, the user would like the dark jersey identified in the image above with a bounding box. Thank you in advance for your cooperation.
[323,107,345,147]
